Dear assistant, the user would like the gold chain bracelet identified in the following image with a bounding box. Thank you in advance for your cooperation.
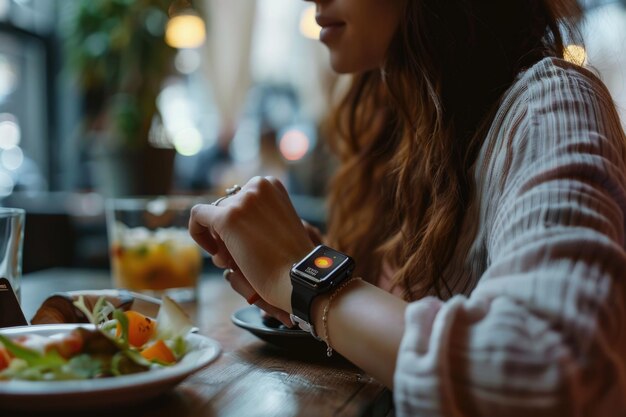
[322,277,362,357]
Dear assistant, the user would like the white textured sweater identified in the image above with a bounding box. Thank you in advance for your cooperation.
[394,58,626,416]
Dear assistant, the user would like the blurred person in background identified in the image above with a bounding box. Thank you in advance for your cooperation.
[190,0,626,415]
[189,84,295,193]
[218,84,295,189]
[189,133,233,192]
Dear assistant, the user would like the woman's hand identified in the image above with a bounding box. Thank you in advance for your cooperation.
[189,177,315,312]
[302,220,324,246]
[223,268,293,326]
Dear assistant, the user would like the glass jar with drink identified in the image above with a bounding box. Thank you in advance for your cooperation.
[106,197,202,302]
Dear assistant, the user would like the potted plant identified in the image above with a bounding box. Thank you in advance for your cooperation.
[66,0,178,196]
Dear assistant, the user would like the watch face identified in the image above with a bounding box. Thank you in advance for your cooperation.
[293,246,350,283]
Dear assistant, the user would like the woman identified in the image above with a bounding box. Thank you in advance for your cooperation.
[189,0,626,414]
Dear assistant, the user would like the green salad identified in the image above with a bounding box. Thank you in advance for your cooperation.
[0,296,193,381]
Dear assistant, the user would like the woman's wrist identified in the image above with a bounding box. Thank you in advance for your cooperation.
[311,291,331,336]
[276,264,295,314]
[273,243,316,313]
[310,278,364,345]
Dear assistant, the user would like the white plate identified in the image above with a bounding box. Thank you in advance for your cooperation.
[0,324,221,411]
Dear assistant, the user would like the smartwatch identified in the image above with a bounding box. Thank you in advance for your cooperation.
[290,245,355,338]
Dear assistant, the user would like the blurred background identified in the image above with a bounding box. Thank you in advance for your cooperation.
[0,0,624,273]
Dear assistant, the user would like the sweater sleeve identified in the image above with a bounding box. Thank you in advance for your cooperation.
[394,61,626,417]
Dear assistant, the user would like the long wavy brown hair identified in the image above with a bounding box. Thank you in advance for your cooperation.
[325,0,582,301]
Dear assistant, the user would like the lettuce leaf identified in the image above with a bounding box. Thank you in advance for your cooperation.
[155,296,193,341]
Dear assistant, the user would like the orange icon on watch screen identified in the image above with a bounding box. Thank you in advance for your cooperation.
[314,256,333,269]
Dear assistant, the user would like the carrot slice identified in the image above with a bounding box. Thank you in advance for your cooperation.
[140,339,175,364]
[0,345,11,370]
[117,311,156,348]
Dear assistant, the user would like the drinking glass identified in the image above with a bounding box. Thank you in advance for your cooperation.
[106,197,202,302]
[0,208,25,302]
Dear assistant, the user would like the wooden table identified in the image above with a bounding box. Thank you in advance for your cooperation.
[14,268,393,417]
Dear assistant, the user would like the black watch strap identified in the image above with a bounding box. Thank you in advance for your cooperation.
[289,245,355,336]
[290,278,315,325]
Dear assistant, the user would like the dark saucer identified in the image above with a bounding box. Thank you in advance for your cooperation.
[231,306,327,353]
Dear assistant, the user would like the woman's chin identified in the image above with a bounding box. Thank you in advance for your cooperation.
[328,51,380,74]
[328,55,354,74]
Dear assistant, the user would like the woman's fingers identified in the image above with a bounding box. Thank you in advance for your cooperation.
[255,300,293,327]
[210,233,235,269]
[189,204,221,254]
[189,176,314,311]
[226,268,292,327]
[226,267,261,303]
[189,204,234,269]
[265,176,290,199]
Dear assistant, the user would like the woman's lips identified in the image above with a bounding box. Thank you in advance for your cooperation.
[319,25,345,43]
[316,16,346,43]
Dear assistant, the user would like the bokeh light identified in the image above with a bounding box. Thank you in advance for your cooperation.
[175,49,202,74]
[0,146,23,171]
[279,129,310,161]
[0,113,20,149]
[299,5,321,40]
[166,14,206,49]
[173,127,203,156]
[564,44,587,66]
